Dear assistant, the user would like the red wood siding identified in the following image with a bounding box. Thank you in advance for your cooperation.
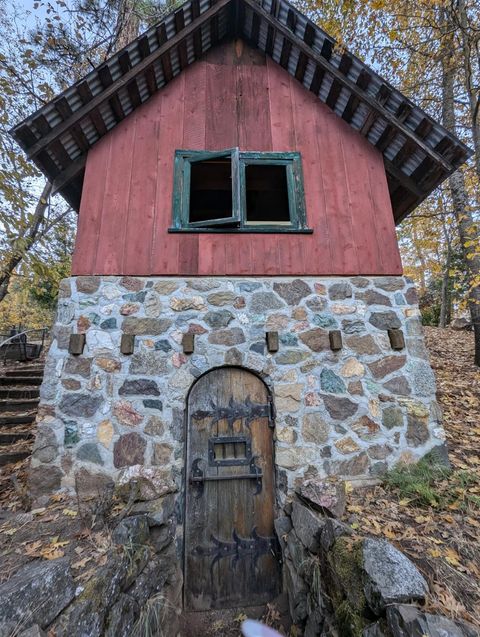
[72,41,402,276]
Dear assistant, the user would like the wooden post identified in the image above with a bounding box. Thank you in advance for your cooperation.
[388,328,405,350]
[182,333,195,354]
[329,330,343,351]
[120,333,135,355]
[68,333,86,356]
[266,331,279,352]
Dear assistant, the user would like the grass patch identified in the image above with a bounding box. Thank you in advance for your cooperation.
[384,453,479,510]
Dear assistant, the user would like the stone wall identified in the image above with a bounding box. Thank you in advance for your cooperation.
[31,275,446,502]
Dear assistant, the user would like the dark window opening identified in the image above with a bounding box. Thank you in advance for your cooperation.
[213,440,247,461]
[245,164,290,224]
[189,158,233,224]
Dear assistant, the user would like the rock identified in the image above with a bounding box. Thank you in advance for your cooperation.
[62,378,81,391]
[32,426,58,463]
[275,350,310,364]
[345,335,381,356]
[368,355,406,379]
[28,465,62,498]
[329,282,352,300]
[291,500,326,553]
[129,351,168,375]
[297,478,346,518]
[204,310,234,328]
[112,515,150,546]
[119,379,160,396]
[334,452,369,476]
[144,415,165,436]
[77,442,104,465]
[74,468,114,500]
[406,413,429,446]
[341,358,365,378]
[387,604,478,637]
[276,447,313,469]
[18,625,47,637]
[155,339,172,352]
[97,420,114,448]
[207,291,237,306]
[323,395,358,420]
[368,311,401,330]
[382,376,411,396]
[320,369,346,393]
[375,277,405,292]
[299,328,330,351]
[342,319,366,334]
[100,318,117,330]
[335,437,360,455]
[113,433,147,468]
[362,621,388,637]
[356,290,391,306]
[130,493,176,527]
[321,518,352,552]
[117,465,176,501]
[104,594,139,637]
[382,406,404,429]
[362,539,428,614]
[351,416,380,440]
[53,325,72,349]
[0,558,75,628]
[274,516,292,552]
[152,442,173,465]
[302,413,330,444]
[65,356,92,378]
[250,291,285,313]
[95,357,122,372]
[275,384,302,412]
[122,317,172,335]
[208,328,245,345]
[76,276,100,294]
[120,302,140,316]
[450,317,472,331]
[153,280,179,294]
[59,393,102,418]
[348,380,364,395]
[266,313,290,330]
[284,558,308,624]
[113,401,143,426]
[120,276,144,291]
[407,360,436,397]
[273,279,312,305]
[312,313,337,328]
[170,296,206,311]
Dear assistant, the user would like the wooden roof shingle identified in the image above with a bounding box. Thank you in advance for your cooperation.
[10,0,473,222]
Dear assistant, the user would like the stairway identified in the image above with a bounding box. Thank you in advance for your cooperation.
[0,363,44,467]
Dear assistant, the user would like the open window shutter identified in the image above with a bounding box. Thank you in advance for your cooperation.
[186,148,241,228]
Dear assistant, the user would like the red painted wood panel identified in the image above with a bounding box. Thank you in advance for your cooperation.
[72,40,402,277]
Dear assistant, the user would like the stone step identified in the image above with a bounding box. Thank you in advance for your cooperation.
[0,376,44,386]
[3,368,44,378]
[0,388,40,400]
[0,430,34,444]
[0,413,36,428]
[0,398,40,413]
[0,450,31,467]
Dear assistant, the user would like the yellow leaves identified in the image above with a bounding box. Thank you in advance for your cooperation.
[62,508,78,517]
[398,498,413,506]
[71,556,92,570]
[444,548,461,566]
[428,548,442,558]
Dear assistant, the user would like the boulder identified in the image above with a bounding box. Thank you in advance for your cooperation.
[320,518,353,553]
[284,558,308,624]
[130,493,176,527]
[362,620,388,637]
[362,539,428,614]
[112,515,150,547]
[450,317,472,331]
[386,604,478,637]
[104,594,139,637]
[274,515,292,552]
[291,501,326,553]
[117,465,176,501]
[19,627,47,637]
[0,558,75,629]
[297,478,346,518]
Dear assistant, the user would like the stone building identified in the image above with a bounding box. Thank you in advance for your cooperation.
[12,0,471,611]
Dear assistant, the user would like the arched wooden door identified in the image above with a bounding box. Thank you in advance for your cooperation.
[184,367,280,611]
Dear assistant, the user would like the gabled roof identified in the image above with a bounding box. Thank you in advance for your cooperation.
[11,0,472,222]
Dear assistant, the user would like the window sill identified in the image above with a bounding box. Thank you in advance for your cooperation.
[168,227,314,234]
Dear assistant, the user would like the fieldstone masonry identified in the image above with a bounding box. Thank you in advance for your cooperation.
[31,275,446,501]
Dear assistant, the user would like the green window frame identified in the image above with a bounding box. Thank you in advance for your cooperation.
[169,148,311,233]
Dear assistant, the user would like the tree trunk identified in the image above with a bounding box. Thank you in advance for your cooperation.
[441,8,480,365]
[439,236,451,329]
[0,181,52,303]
